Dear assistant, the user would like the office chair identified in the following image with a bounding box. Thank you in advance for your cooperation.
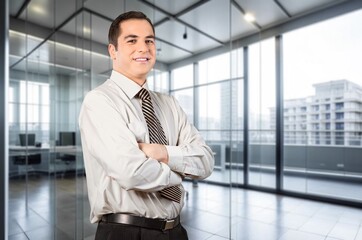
[13,153,42,177]
[56,131,77,178]
[55,153,76,178]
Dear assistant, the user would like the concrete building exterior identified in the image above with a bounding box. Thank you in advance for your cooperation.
[283,80,362,146]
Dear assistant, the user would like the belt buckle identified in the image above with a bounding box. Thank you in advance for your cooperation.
[163,219,175,230]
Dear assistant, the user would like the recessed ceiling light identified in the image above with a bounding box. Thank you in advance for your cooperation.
[83,27,91,34]
[244,13,255,22]
[31,5,46,15]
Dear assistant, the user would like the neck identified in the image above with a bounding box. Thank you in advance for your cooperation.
[132,78,146,86]
[114,69,146,86]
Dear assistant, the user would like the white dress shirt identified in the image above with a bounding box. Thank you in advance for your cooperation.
[79,70,214,223]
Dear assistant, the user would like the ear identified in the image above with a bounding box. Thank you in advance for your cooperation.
[108,44,117,60]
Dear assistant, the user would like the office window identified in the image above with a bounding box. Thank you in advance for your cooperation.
[9,86,15,124]
[349,132,362,145]
[283,9,362,201]
[171,64,194,124]
[336,112,344,120]
[248,38,276,188]
[170,49,244,185]
[9,80,50,145]
[335,102,344,110]
[326,132,331,144]
[172,89,194,124]
[312,105,319,111]
[335,132,345,145]
[312,114,319,120]
[231,48,244,79]
[336,123,344,130]
[19,81,49,124]
[171,65,193,90]
[148,69,169,93]
[197,83,230,132]
[199,53,230,84]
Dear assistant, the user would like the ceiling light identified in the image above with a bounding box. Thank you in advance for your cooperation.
[31,5,46,15]
[183,26,187,40]
[183,32,187,39]
[83,27,91,34]
[244,13,255,22]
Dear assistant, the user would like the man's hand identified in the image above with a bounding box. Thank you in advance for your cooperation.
[138,143,169,164]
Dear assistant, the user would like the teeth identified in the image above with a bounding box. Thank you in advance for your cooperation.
[135,58,148,61]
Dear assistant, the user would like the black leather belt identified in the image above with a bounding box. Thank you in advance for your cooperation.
[101,213,180,231]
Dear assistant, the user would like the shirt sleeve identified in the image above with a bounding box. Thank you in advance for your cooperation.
[79,90,182,192]
[165,96,215,180]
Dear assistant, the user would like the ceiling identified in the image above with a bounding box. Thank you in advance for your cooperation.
[8,0,354,76]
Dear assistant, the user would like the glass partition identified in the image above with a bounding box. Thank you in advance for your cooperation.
[8,2,59,236]
[8,0,102,238]
[8,0,237,238]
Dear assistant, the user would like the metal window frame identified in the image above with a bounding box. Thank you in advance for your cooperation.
[1,0,9,239]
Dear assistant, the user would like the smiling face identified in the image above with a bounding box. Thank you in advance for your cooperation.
[108,19,156,85]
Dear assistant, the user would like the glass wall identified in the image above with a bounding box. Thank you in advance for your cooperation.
[148,69,169,93]
[283,10,362,201]
[7,0,362,239]
[8,1,109,238]
[171,65,194,123]
[197,81,231,171]
[248,38,276,188]
[8,0,242,239]
[169,50,245,185]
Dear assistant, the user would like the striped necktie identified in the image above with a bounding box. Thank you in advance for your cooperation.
[137,88,182,203]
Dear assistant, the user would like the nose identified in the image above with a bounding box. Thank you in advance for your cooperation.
[137,41,149,53]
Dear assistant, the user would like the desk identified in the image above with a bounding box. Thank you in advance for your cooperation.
[54,146,80,155]
[9,145,83,176]
[9,145,80,156]
[10,146,45,156]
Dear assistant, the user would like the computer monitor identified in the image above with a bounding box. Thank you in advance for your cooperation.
[19,133,36,146]
[59,132,76,146]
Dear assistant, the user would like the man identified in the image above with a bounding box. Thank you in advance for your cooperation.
[79,11,214,240]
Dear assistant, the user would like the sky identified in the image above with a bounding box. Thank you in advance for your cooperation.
[245,8,362,117]
[283,9,362,100]
[176,8,362,120]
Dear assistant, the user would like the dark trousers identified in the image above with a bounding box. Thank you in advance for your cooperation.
[95,221,189,240]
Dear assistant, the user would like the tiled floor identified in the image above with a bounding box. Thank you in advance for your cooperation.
[8,175,362,240]
[206,169,362,201]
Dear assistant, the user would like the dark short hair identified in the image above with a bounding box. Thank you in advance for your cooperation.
[108,11,155,50]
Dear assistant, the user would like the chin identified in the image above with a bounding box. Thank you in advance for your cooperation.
[137,66,153,74]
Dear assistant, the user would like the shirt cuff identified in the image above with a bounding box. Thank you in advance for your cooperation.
[168,170,182,186]
[165,145,184,172]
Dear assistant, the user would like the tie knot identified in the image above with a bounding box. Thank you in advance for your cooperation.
[138,88,151,101]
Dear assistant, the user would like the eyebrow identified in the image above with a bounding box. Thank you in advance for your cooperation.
[124,34,155,40]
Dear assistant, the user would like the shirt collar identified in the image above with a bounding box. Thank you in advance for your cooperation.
[110,70,150,99]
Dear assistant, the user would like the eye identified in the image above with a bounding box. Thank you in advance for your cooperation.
[146,39,154,44]
[127,39,136,44]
